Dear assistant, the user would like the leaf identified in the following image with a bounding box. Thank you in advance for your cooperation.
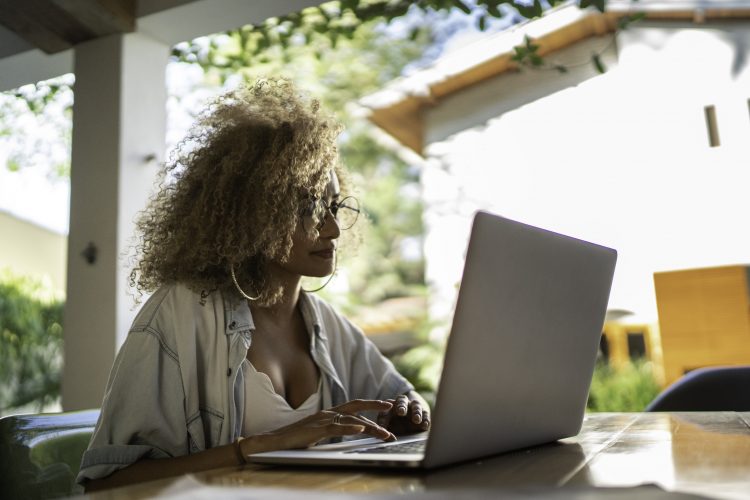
[7,159,20,172]
[478,14,487,31]
[617,12,646,30]
[341,0,358,10]
[317,6,331,21]
[513,0,543,18]
[580,0,607,12]
[486,4,503,18]
[592,53,607,73]
[452,0,473,15]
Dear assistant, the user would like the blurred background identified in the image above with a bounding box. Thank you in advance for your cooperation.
[2,0,749,417]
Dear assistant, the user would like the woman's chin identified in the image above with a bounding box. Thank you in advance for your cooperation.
[302,265,334,280]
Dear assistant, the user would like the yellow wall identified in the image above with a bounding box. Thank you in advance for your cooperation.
[601,321,665,386]
[654,266,750,386]
[0,211,67,293]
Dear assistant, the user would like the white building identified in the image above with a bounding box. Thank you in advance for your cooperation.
[363,1,750,336]
[0,210,67,293]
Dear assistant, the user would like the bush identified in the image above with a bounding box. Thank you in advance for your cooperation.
[0,270,64,414]
[392,342,443,408]
[587,359,661,412]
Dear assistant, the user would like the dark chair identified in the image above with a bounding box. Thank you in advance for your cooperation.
[646,365,750,411]
[0,409,99,500]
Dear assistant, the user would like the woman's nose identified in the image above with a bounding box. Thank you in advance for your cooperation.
[319,209,341,239]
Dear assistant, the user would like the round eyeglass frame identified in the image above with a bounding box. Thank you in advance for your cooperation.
[301,196,360,232]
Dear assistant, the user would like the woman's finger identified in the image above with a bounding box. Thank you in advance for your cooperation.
[421,409,431,430]
[325,423,367,438]
[395,395,409,416]
[409,400,423,425]
[333,413,394,441]
[377,410,391,428]
[333,399,393,414]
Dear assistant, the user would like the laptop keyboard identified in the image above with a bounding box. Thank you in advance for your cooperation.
[346,439,426,454]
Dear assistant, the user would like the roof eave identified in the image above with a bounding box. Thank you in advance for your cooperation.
[364,2,750,157]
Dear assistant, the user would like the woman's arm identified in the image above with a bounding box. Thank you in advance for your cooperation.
[85,439,254,492]
[86,399,394,492]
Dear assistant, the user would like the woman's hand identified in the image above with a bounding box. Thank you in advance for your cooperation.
[377,392,431,436]
[242,399,395,455]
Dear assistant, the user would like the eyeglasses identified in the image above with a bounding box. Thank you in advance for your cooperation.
[301,196,360,231]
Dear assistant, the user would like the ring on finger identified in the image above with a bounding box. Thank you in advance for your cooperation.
[333,413,344,425]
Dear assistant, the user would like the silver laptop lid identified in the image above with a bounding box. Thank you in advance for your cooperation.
[423,211,616,468]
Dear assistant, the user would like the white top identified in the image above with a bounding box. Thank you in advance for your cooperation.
[241,359,324,437]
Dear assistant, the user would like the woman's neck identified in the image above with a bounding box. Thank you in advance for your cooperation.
[251,273,302,325]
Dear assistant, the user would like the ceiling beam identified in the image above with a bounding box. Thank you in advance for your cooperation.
[53,0,135,36]
[0,0,135,54]
[0,0,75,53]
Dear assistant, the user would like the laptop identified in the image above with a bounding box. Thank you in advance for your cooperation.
[249,210,617,469]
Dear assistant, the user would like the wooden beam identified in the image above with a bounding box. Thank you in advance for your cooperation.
[0,0,135,54]
[368,98,424,155]
[0,0,75,53]
[52,0,135,36]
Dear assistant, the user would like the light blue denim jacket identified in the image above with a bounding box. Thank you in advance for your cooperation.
[77,283,413,483]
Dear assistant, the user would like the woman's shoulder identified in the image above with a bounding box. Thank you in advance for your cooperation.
[301,292,362,338]
[130,283,225,332]
[301,292,343,320]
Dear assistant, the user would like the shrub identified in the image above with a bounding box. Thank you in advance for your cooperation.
[391,342,443,409]
[587,359,661,412]
[0,270,64,414]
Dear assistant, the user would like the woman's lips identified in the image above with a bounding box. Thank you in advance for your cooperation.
[311,249,335,259]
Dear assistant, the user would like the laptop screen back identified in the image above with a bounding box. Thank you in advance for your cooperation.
[423,212,617,468]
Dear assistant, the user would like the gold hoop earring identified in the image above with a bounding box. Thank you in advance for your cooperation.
[302,253,337,293]
[230,264,261,301]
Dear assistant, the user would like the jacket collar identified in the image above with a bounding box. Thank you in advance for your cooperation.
[223,290,255,335]
[222,289,325,340]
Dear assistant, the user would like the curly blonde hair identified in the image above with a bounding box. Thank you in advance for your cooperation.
[129,78,356,305]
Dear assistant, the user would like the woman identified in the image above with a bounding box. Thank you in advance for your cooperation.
[78,79,430,490]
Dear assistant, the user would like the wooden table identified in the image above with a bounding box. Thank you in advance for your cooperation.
[87,412,750,499]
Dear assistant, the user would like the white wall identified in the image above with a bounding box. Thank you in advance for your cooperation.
[422,21,750,331]
[0,211,67,292]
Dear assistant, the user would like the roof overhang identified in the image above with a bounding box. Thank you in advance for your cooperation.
[361,0,750,156]
[0,0,321,92]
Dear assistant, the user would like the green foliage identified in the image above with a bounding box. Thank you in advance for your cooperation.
[10,79,71,115]
[0,74,74,179]
[0,270,64,415]
[171,0,628,79]
[587,360,662,412]
[392,341,444,408]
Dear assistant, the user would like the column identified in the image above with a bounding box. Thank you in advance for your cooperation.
[63,32,167,411]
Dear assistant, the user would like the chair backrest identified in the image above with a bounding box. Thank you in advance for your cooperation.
[0,409,99,499]
[646,365,750,411]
